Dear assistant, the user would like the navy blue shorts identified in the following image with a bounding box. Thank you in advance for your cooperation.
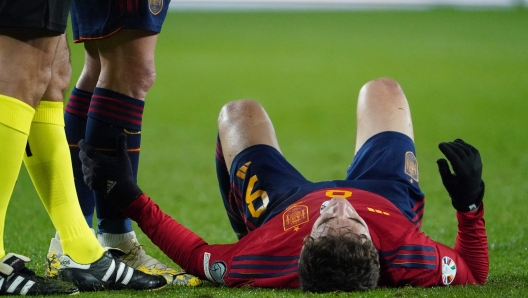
[0,0,70,33]
[70,0,171,42]
[225,131,425,237]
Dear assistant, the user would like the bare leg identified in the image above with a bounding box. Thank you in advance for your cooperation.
[75,41,101,92]
[42,34,72,103]
[96,29,158,99]
[218,99,281,172]
[355,77,414,154]
[0,28,60,107]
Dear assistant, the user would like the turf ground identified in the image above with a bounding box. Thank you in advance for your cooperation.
[7,8,528,297]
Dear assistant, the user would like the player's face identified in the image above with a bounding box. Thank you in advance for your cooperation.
[310,197,371,240]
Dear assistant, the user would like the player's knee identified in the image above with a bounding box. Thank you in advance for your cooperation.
[100,60,156,99]
[18,66,54,107]
[362,77,401,95]
[358,77,405,106]
[42,60,72,101]
[137,64,156,92]
[124,63,156,97]
[218,99,260,124]
[77,58,102,90]
[27,68,54,107]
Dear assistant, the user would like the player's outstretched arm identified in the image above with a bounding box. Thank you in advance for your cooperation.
[437,139,489,284]
[79,134,214,278]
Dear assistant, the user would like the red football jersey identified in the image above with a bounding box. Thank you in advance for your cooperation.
[123,187,488,288]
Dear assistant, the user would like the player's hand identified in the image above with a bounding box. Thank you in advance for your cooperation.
[79,133,143,209]
[437,139,484,212]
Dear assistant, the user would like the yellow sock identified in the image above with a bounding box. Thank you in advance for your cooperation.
[23,101,104,264]
[0,94,35,259]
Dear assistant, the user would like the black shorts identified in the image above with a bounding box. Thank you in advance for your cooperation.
[0,0,70,33]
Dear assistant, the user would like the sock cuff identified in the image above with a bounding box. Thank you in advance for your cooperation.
[97,231,136,248]
[65,87,92,120]
[33,101,64,126]
[0,94,35,135]
[88,87,145,131]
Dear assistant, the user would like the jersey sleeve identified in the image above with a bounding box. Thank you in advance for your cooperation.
[380,204,488,287]
[426,204,488,286]
[122,193,301,288]
[453,204,489,284]
[121,193,238,285]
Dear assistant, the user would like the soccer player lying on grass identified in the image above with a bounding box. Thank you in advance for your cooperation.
[79,78,489,292]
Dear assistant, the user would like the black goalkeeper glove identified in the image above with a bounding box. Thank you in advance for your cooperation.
[437,139,485,212]
[79,133,143,209]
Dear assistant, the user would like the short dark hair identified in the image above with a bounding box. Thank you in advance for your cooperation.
[298,230,380,292]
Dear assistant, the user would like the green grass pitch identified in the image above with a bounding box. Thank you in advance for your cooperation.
[7,8,528,297]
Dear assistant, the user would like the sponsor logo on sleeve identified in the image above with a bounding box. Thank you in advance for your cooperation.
[441,256,457,285]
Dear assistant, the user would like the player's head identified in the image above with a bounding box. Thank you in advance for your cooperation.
[298,197,380,292]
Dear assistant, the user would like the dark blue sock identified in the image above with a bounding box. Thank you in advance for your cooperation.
[64,87,95,227]
[86,87,144,234]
